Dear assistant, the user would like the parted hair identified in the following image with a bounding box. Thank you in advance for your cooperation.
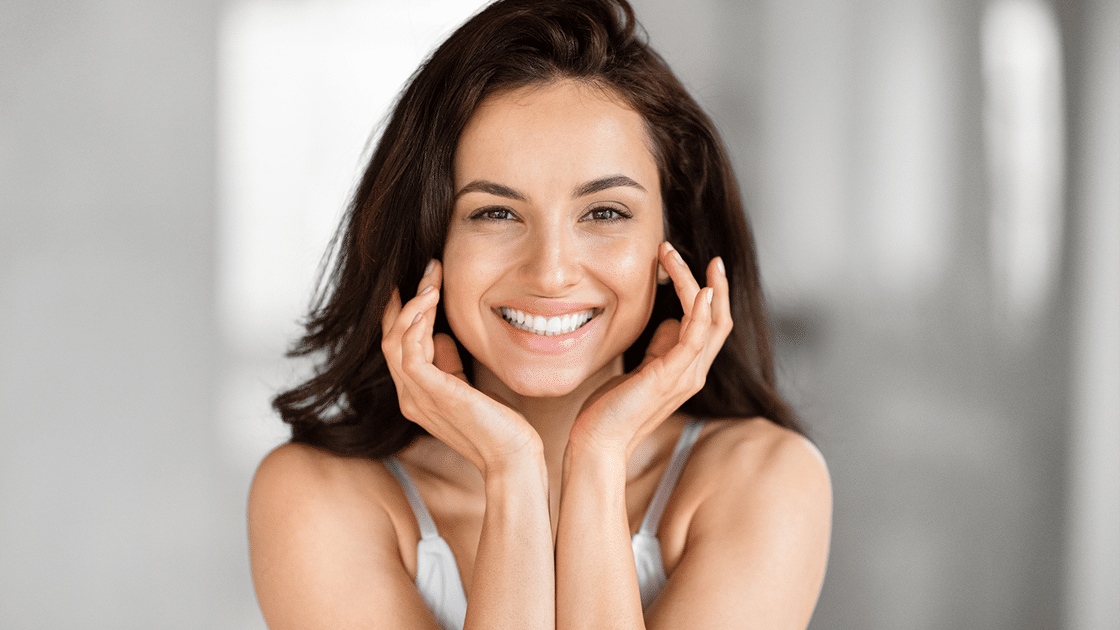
[273,0,802,458]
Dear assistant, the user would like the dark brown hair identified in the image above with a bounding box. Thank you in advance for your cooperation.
[274,0,801,458]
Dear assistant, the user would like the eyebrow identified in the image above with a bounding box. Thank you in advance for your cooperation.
[573,175,646,197]
[454,174,646,202]
[454,180,527,202]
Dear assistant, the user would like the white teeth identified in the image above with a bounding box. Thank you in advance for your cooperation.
[500,307,594,336]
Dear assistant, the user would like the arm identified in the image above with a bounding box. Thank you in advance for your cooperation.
[557,425,831,630]
[248,444,445,630]
[556,243,830,629]
[248,442,554,630]
[385,259,554,630]
[467,450,553,630]
[556,439,642,628]
[557,243,726,630]
[645,428,831,629]
[249,260,555,629]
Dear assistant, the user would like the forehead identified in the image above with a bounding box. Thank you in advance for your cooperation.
[453,80,658,192]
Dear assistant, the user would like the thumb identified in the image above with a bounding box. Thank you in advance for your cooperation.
[433,333,467,382]
[639,319,680,369]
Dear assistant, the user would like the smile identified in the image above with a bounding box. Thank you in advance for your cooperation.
[499,307,596,336]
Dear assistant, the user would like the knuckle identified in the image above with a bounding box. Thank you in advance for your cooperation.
[687,334,706,352]
[399,399,418,419]
[691,372,706,392]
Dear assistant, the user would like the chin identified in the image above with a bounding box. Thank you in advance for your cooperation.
[491,364,596,399]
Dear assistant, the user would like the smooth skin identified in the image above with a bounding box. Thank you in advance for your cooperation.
[248,80,831,629]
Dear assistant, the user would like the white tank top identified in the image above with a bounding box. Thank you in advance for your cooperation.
[384,418,705,630]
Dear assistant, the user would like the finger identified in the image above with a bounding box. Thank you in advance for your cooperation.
[418,262,445,361]
[387,267,442,344]
[382,288,403,338]
[400,312,444,394]
[419,297,437,363]
[675,286,714,363]
[433,333,467,382]
[707,257,731,333]
[692,258,732,370]
[660,241,701,322]
[642,287,711,383]
[639,318,680,369]
[381,289,406,383]
[383,288,440,374]
[417,258,442,297]
[397,315,471,446]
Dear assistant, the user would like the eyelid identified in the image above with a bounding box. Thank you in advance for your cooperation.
[579,203,633,222]
[467,205,519,221]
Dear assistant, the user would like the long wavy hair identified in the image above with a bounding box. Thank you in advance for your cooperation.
[273,0,802,458]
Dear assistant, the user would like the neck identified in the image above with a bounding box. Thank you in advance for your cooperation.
[472,357,623,477]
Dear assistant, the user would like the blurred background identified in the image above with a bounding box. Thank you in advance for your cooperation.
[1,0,1116,627]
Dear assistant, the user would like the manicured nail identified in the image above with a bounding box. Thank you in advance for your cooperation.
[706,288,714,305]
[419,285,434,296]
[424,259,435,276]
[716,257,725,275]
[412,311,423,325]
[673,250,685,266]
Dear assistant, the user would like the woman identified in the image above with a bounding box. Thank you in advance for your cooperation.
[247,0,831,628]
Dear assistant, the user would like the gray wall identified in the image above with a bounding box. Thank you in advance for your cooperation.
[0,1,256,627]
[1,0,1116,628]
[634,0,1118,627]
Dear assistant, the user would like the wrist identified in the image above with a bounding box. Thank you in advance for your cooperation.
[565,424,630,466]
[481,437,547,486]
[562,435,628,490]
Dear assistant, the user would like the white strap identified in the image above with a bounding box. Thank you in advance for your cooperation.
[638,419,705,536]
[384,457,440,540]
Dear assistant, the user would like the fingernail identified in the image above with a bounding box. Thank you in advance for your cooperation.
[419,285,434,296]
[673,250,685,266]
[716,257,725,275]
[706,288,714,305]
[424,259,435,276]
[412,311,423,325]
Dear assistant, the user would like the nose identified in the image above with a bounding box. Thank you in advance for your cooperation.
[520,221,583,295]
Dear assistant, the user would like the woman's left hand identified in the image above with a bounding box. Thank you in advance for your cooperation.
[569,241,732,459]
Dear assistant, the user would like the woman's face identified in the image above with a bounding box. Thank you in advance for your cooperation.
[443,80,664,399]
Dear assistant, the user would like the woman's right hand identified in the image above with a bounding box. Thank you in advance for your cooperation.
[381,259,542,475]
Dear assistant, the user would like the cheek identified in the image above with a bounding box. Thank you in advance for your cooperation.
[591,237,659,308]
[440,237,507,340]
[440,242,479,330]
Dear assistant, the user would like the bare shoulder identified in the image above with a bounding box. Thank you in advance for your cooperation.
[248,443,434,629]
[248,442,406,548]
[650,418,831,627]
[691,417,831,504]
[684,418,832,551]
[250,441,397,512]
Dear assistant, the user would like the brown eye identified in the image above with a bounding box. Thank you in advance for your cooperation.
[582,206,631,222]
[470,207,515,221]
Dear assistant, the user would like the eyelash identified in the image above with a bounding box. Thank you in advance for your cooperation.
[468,207,515,221]
[466,205,633,223]
[581,206,632,223]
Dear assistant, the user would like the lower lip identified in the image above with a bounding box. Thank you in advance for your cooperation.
[495,310,599,354]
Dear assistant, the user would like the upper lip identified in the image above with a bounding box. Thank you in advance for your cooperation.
[492,298,601,318]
